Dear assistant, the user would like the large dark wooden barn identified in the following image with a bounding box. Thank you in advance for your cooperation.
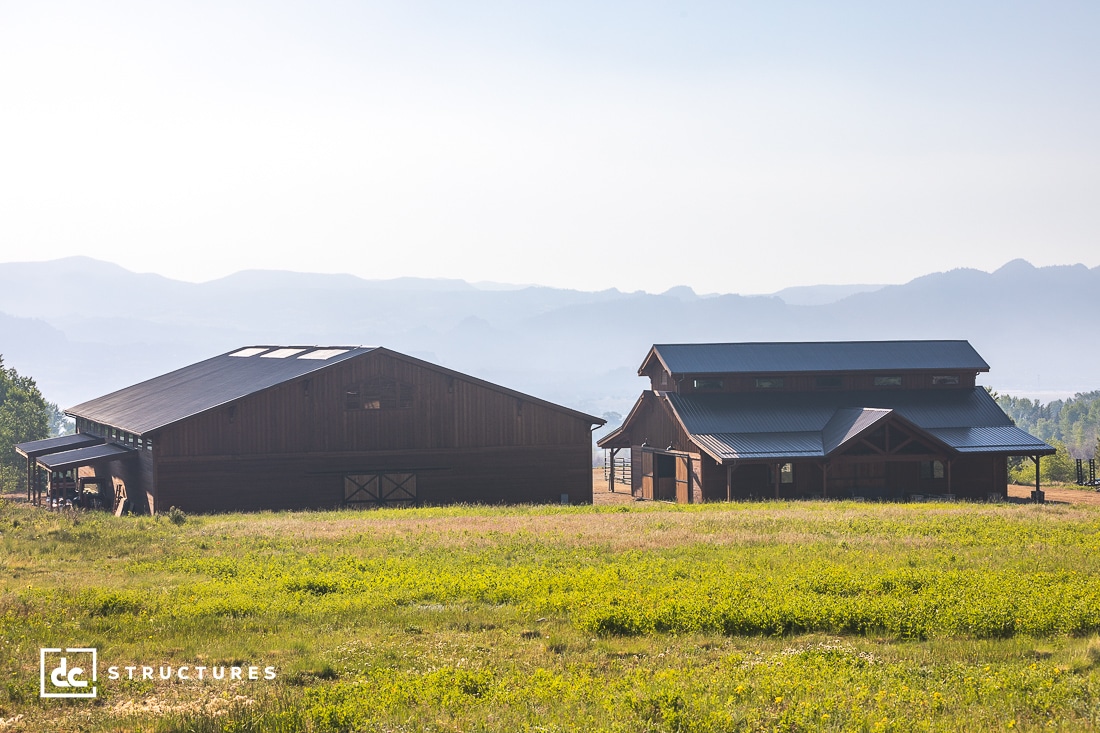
[16,346,603,514]
[599,340,1054,502]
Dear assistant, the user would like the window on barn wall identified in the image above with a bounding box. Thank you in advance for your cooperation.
[815,376,843,389]
[874,375,903,387]
[754,377,784,390]
[932,375,960,385]
[692,379,724,390]
[780,463,794,484]
[920,460,945,480]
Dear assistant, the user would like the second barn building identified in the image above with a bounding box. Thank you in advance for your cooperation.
[599,340,1053,502]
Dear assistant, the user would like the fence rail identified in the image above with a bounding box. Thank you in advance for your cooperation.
[603,456,632,487]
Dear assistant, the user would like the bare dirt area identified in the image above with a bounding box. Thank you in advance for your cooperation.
[1008,483,1100,506]
[592,468,637,505]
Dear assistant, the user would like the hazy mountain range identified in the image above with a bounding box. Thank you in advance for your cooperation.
[1,257,1096,417]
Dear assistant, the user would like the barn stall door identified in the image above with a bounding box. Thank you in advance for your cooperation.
[640,450,655,500]
[344,472,417,507]
[675,456,691,504]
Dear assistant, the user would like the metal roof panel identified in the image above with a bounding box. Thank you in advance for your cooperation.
[649,340,989,375]
[66,346,376,434]
[15,433,104,458]
[36,443,137,471]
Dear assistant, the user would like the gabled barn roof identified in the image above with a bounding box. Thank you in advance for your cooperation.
[664,387,1050,462]
[66,345,605,435]
[640,340,990,376]
[66,346,376,434]
[600,386,1054,463]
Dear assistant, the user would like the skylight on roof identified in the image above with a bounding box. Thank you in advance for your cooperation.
[298,349,350,360]
[261,348,308,359]
[230,348,270,358]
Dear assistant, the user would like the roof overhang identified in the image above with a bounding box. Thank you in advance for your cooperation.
[15,433,104,460]
[36,443,137,472]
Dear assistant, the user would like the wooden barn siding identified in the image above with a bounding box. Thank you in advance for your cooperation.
[625,393,695,495]
[665,371,977,395]
[154,444,593,513]
[156,351,592,459]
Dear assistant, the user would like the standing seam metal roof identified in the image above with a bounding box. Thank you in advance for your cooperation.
[663,388,1053,461]
[646,340,990,375]
[65,346,376,434]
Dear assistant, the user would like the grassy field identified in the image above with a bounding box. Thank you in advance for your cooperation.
[2,497,1100,732]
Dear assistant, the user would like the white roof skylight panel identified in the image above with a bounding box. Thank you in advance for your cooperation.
[298,349,350,360]
[229,347,271,358]
[261,348,308,359]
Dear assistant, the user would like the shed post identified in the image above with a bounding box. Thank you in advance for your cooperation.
[774,463,780,500]
[1032,454,1045,503]
[821,462,828,499]
[608,447,618,492]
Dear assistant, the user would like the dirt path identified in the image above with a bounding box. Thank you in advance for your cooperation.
[1007,483,1100,506]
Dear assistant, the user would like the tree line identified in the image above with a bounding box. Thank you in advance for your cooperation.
[995,389,1100,484]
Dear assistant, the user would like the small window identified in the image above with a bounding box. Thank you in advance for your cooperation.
[780,462,794,484]
[692,379,724,390]
[755,377,784,390]
[661,373,668,387]
[932,375,960,386]
[874,376,903,387]
[920,460,945,480]
[345,390,361,410]
[815,376,843,389]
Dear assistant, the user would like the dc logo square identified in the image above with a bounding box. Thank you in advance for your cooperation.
[40,648,97,699]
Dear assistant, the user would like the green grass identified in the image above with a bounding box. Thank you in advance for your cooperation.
[2,498,1100,731]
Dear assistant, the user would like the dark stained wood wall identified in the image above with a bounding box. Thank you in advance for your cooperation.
[148,350,596,512]
[155,350,591,458]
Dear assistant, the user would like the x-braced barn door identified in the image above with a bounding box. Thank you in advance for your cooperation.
[344,473,417,507]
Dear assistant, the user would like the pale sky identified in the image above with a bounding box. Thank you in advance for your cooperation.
[1,1,1097,294]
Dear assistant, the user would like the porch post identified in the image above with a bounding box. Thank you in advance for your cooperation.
[726,463,732,502]
[822,462,828,499]
[946,459,953,496]
[609,448,618,493]
[774,463,780,500]
[1032,454,1045,503]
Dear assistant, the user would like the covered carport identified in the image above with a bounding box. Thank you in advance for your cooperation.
[14,434,135,509]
